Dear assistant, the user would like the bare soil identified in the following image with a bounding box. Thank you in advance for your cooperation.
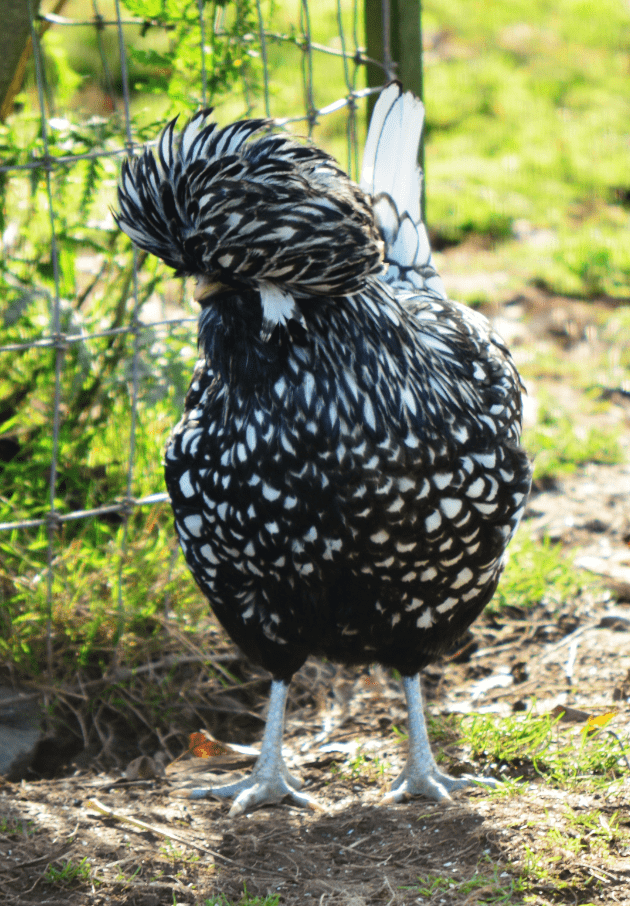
[2,290,630,905]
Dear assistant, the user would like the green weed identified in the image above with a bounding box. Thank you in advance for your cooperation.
[45,857,92,886]
[492,530,584,613]
[402,858,526,903]
[461,709,628,789]
[331,747,390,783]
[524,401,623,481]
[0,816,36,835]
[204,891,280,906]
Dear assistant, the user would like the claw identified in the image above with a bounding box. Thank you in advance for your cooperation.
[229,777,322,817]
[172,679,325,815]
[183,758,322,814]
[382,675,499,805]
[382,767,497,804]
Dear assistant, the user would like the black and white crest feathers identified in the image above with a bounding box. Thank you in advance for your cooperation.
[117,86,453,341]
[116,110,384,301]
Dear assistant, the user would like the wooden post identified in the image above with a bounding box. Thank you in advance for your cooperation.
[365,0,386,119]
[365,0,425,220]
[391,0,423,103]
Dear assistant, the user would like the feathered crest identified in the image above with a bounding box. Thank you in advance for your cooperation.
[117,86,449,339]
[116,110,384,301]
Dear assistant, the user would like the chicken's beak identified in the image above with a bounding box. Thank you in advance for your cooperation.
[193,276,227,302]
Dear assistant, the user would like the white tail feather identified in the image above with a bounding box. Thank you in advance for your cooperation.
[361,87,424,222]
[361,83,446,300]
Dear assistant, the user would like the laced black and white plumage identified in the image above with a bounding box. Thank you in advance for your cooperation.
[117,83,531,815]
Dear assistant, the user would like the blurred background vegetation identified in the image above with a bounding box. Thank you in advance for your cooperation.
[0,0,629,763]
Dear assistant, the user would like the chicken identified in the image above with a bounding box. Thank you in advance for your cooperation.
[116,82,531,815]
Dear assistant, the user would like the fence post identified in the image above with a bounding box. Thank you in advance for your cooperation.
[391,0,423,103]
[0,0,39,121]
[365,0,425,221]
[365,0,386,115]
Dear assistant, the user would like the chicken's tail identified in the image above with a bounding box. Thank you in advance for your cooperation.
[360,82,446,299]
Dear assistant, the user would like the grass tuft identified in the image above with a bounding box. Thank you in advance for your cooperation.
[461,709,628,790]
[492,530,584,614]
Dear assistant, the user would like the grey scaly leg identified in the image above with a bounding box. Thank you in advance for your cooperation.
[187,679,320,816]
[384,674,497,803]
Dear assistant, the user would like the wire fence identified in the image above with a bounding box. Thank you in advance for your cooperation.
[0,0,398,673]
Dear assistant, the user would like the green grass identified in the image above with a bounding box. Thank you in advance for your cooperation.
[34,0,630,300]
[401,861,528,904]
[406,710,630,901]
[492,530,585,614]
[330,747,391,784]
[423,0,630,301]
[204,893,280,906]
[526,416,623,482]
[461,709,627,789]
[0,816,36,836]
[45,857,93,887]
[401,799,630,903]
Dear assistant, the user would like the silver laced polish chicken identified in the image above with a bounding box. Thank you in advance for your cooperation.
[116,83,532,816]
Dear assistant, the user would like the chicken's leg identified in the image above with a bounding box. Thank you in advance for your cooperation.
[384,673,497,803]
[186,679,319,816]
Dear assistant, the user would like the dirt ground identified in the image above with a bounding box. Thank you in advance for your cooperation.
[2,289,630,905]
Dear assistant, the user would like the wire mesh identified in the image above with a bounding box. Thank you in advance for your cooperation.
[0,0,395,672]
